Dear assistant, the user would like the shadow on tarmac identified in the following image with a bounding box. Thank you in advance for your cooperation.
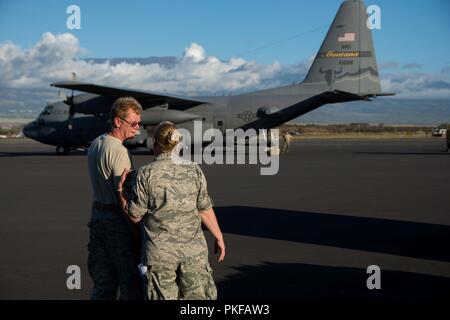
[0,149,153,158]
[354,152,450,156]
[214,206,450,263]
[0,151,85,157]
[216,261,450,299]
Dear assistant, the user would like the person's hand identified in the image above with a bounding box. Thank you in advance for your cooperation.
[119,168,130,190]
[214,237,226,262]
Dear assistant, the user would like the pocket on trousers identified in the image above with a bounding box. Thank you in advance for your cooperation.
[144,265,167,300]
[204,264,217,300]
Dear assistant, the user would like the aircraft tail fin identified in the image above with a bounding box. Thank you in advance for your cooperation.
[304,0,383,96]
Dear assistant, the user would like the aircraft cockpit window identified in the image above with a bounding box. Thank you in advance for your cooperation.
[41,105,53,115]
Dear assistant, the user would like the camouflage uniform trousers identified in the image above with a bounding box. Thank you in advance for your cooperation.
[144,254,217,300]
[87,210,144,300]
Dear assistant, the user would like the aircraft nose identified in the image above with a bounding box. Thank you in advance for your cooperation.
[23,121,38,139]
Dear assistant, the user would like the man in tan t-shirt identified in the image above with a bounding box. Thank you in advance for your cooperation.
[87,97,144,300]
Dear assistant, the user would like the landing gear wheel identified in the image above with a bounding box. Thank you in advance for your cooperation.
[56,146,70,155]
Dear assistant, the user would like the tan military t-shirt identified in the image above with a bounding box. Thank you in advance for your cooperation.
[88,133,132,205]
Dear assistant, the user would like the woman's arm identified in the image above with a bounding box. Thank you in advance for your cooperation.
[199,207,225,262]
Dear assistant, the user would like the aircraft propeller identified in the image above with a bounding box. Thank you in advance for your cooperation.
[60,72,77,130]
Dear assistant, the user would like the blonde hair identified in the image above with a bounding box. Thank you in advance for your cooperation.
[153,121,182,154]
[110,97,142,124]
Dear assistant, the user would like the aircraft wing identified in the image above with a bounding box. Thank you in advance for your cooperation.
[51,81,206,110]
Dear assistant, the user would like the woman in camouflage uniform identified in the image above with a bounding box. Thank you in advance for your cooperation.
[118,121,225,300]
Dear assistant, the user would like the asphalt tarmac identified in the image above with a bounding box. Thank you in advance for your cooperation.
[1,138,449,300]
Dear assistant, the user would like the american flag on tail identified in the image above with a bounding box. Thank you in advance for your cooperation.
[338,32,355,42]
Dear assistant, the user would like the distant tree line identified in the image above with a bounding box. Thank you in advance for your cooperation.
[279,123,434,135]
[0,125,23,137]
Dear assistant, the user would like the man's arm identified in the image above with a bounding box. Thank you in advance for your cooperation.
[118,169,143,224]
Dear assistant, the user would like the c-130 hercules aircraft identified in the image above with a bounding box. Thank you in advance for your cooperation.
[23,0,393,154]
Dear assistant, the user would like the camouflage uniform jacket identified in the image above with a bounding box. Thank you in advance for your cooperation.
[127,153,213,267]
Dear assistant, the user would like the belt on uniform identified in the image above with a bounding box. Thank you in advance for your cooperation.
[92,201,122,213]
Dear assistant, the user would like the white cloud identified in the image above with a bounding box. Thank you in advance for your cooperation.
[402,63,422,69]
[182,42,205,63]
[0,33,289,96]
[0,33,86,87]
[1,31,449,113]
[380,71,450,98]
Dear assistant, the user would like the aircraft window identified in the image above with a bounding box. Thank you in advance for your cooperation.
[41,105,53,115]
[217,121,223,126]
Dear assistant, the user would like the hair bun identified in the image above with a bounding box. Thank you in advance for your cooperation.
[167,129,181,144]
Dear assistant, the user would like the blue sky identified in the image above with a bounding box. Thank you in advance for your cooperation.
[1,0,449,72]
